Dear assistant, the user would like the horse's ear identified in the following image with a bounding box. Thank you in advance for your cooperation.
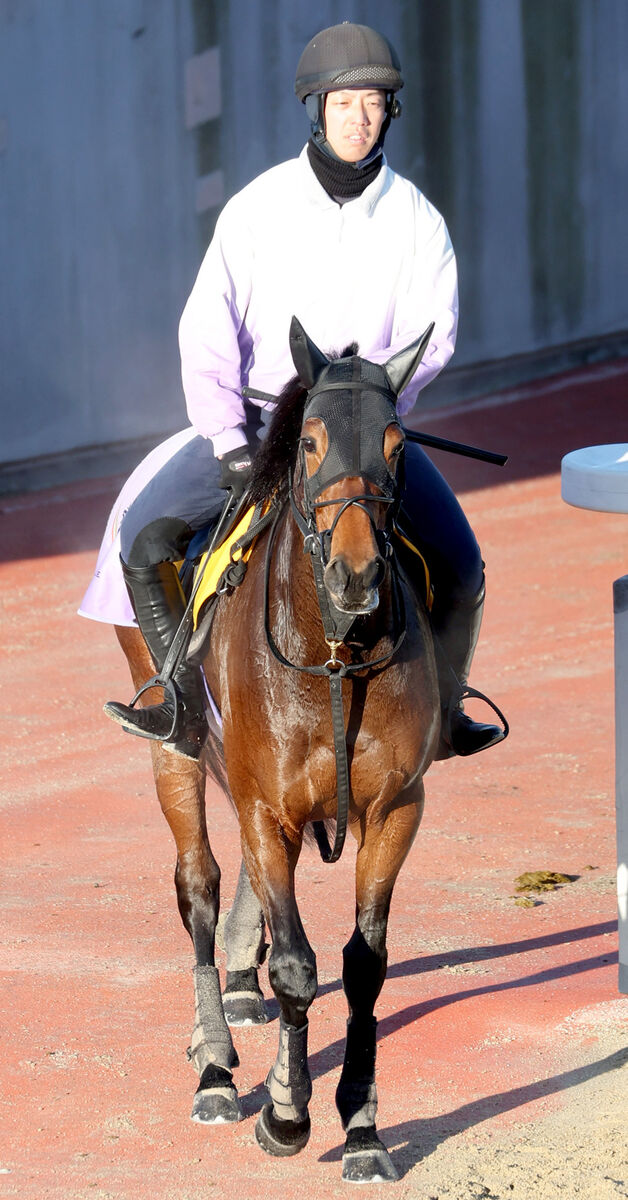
[384,322,435,397]
[289,316,330,389]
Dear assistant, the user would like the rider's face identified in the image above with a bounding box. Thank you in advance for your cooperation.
[323,89,386,162]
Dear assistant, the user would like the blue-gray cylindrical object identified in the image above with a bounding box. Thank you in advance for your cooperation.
[614,575,628,994]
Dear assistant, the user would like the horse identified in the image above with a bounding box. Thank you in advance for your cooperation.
[114,317,440,1183]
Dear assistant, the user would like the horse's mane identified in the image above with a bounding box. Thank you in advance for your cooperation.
[246,344,358,507]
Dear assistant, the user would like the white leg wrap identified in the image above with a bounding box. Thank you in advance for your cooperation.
[189,965,237,1074]
[224,864,267,972]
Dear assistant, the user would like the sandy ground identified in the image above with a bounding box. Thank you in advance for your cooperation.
[1,360,627,1198]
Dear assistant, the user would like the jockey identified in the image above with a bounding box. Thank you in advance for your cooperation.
[103,22,505,762]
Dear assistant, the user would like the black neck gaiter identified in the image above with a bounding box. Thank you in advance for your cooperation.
[307,139,383,203]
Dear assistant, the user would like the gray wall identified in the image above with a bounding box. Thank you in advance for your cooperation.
[222,0,628,368]
[0,1,197,471]
[1,0,627,487]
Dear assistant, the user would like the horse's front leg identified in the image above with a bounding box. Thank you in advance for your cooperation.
[240,815,317,1157]
[337,781,425,1183]
[149,742,243,1124]
[115,627,241,1124]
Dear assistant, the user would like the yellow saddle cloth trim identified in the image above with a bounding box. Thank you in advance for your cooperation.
[192,505,259,628]
[393,528,434,612]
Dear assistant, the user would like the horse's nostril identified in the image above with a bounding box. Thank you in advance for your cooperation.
[364,556,386,591]
[324,556,385,609]
[324,556,350,596]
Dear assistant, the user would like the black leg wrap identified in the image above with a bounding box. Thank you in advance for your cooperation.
[336,1016,378,1131]
[266,1018,312,1122]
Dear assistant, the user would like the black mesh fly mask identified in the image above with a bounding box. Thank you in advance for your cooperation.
[294,354,403,567]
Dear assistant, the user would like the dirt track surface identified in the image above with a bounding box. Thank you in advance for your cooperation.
[1,360,627,1198]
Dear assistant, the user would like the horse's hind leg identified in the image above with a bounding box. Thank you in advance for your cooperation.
[337,783,424,1184]
[116,626,241,1124]
[222,859,268,1026]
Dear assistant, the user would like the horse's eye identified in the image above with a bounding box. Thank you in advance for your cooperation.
[300,437,316,454]
[390,441,404,458]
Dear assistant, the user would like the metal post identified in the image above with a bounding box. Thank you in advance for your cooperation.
[614,575,628,993]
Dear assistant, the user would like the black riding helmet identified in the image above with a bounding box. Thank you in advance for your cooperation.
[295,22,403,160]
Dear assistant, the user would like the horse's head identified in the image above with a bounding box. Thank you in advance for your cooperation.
[290,316,433,614]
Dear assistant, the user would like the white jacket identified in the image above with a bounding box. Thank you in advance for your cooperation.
[179,145,458,457]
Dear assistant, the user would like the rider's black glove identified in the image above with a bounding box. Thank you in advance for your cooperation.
[218,445,253,499]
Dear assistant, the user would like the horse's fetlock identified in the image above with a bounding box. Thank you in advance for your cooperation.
[336,1074,378,1130]
[225,967,262,996]
[197,1062,234,1091]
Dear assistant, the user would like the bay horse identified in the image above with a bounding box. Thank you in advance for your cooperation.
[115,317,439,1183]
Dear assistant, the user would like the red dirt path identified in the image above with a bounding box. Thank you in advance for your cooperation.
[1,359,626,1198]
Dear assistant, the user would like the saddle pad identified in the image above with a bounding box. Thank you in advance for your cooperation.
[192,505,259,628]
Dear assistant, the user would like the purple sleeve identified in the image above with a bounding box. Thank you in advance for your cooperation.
[178,206,253,456]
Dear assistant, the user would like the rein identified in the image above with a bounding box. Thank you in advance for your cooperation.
[263,490,407,865]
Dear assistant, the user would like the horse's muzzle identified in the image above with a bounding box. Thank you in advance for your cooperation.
[323,554,386,614]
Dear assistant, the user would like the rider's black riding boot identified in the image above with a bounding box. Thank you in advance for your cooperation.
[433,580,506,758]
[103,560,208,761]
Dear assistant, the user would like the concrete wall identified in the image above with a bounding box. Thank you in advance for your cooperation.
[1,0,627,488]
[221,0,628,368]
[0,0,198,474]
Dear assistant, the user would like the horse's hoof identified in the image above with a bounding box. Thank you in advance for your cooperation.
[254,1102,311,1157]
[191,1085,243,1125]
[223,989,268,1027]
[341,1127,399,1184]
[190,1064,242,1125]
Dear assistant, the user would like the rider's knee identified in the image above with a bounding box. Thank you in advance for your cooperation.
[122,516,193,568]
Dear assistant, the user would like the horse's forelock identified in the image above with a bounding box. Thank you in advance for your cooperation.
[245,343,360,506]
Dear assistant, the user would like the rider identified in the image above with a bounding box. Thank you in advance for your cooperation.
[103,22,505,762]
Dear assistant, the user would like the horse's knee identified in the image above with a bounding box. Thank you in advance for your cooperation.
[269,942,317,1025]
